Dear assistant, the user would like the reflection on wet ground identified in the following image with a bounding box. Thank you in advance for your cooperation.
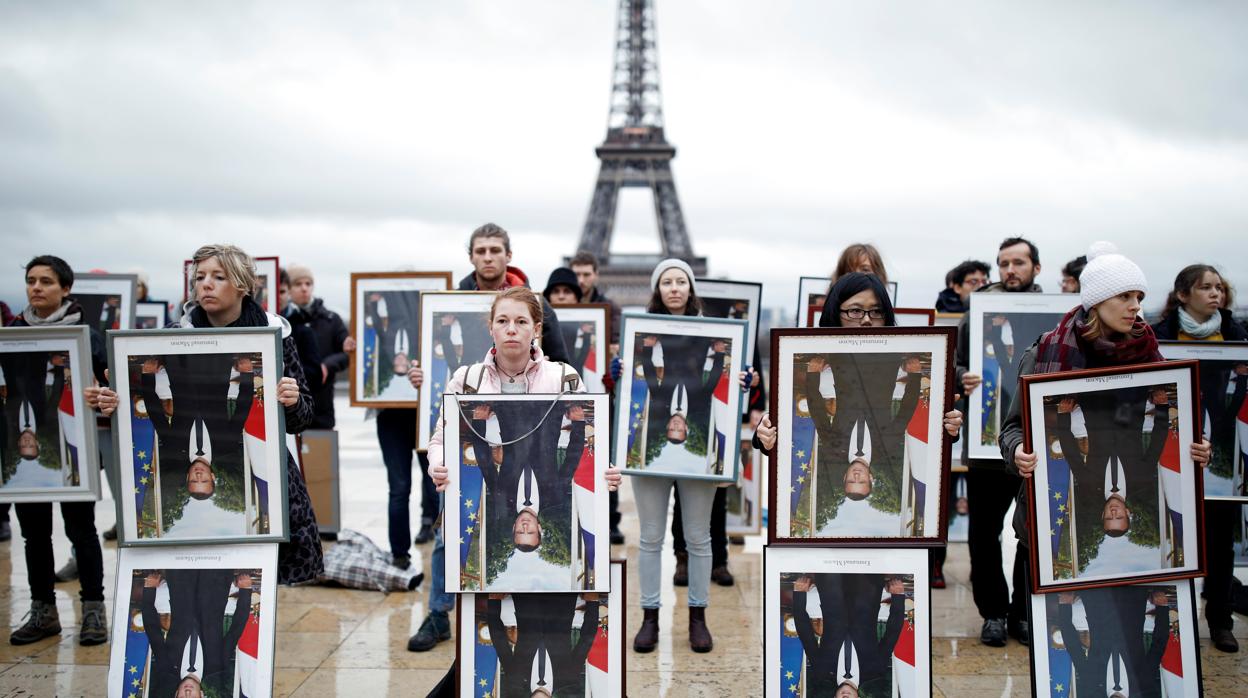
[0,395,1244,696]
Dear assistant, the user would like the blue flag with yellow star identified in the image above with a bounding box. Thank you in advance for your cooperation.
[779,612,806,696]
[120,611,150,697]
[980,350,999,445]
[1048,445,1071,559]
[790,402,815,515]
[459,456,484,568]
[429,351,449,439]
[474,616,498,696]
[131,407,156,514]
[362,321,377,395]
[1047,639,1073,697]
[626,369,648,456]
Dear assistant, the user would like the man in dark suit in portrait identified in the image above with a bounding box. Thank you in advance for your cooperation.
[486,593,600,698]
[469,401,587,555]
[638,335,726,470]
[1057,586,1171,698]
[140,568,254,698]
[2,351,66,477]
[138,354,254,509]
[791,572,908,696]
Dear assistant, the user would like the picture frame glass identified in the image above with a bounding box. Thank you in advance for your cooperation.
[350,273,452,407]
[418,291,496,449]
[551,304,610,393]
[1025,364,1202,590]
[72,272,138,331]
[443,393,610,593]
[614,314,747,483]
[771,330,952,544]
[0,327,101,503]
[110,328,289,546]
[765,547,930,698]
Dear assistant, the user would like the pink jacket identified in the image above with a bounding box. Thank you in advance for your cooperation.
[427,346,586,470]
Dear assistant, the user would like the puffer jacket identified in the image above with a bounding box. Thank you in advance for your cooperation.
[427,346,585,471]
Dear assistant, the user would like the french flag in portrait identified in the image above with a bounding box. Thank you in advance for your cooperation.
[1158,421,1184,544]
[904,394,930,523]
[235,611,261,698]
[1159,616,1184,697]
[710,367,733,473]
[573,440,596,581]
[891,612,917,697]
[581,334,603,393]
[56,379,79,483]
[1237,396,1248,496]
[243,397,270,519]
[585,619,610,696]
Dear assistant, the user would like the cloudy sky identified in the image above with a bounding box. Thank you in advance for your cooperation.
[2,1,1246,316]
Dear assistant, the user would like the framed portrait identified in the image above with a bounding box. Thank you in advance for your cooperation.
[967,293,1075,460]
[443,393,610,593]
[769,327,956,546]
[1158,341,1248,501]
[135,301,169,330]
[697,278,763,363]
[894,308,935,327]
[614,313,748,483]
[108,328,290,546]
[183,256,279,313]
[551,304,610,393]
[726,427,763,536]
[348,271,453,408]
[72,272,138,332]
[298,429,340,535]
[107,543,279,698]
[796,276,827,328]
[1022,361,1203,591]
[1027,579,1202,698]
[765,546,930,698]
[457,558,626,697]
[0,326,101,503]
[418,291,497,450]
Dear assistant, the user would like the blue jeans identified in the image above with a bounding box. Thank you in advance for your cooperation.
[376,409,437,557]
[429,492,453,614]
[633,476,716,608]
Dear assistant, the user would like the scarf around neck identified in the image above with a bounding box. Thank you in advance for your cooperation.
[1177,306,1222,339]
[1034,306,1162,374]
[187,296,270,329]
[21,301,82,327]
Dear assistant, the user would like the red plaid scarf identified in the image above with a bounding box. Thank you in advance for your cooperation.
[1034,306,1162,375]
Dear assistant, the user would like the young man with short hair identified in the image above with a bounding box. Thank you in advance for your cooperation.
[954,237,1043,648]
[282,265,349,429]
[936,260,991,313]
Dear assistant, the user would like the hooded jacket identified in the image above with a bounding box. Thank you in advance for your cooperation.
[457,266,571,364]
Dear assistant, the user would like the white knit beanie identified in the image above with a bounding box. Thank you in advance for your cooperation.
[650,258,697,292]
[1079,241,1147,311]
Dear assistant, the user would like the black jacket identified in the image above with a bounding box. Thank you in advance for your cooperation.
[585,286,622,345]
[456,272,570,364]
[9,303,108,384]
[284,299,344,427]
[935,287,968,313]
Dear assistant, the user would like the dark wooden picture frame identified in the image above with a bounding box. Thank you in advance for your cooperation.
[347,271,454,409]
[768,327,956,547]
[1021,360,1205,592]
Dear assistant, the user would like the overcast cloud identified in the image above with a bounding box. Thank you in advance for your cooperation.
[2,0,1246,315]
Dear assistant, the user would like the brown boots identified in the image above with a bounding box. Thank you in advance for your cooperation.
[633,608,659,652]
[688,606,713,653]
[633,607,715,653]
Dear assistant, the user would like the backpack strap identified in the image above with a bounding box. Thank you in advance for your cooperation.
[557,361,581,393]
[462,363,488,395]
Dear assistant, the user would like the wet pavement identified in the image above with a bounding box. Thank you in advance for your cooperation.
[1,395,1245,696]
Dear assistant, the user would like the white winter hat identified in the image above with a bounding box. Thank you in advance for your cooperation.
[650,258,697,292]
[1079,241,1147,311]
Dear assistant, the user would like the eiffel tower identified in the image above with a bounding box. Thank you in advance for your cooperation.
[571,0,705,307]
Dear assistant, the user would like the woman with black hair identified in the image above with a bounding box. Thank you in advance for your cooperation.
[1152,263,1244,653]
